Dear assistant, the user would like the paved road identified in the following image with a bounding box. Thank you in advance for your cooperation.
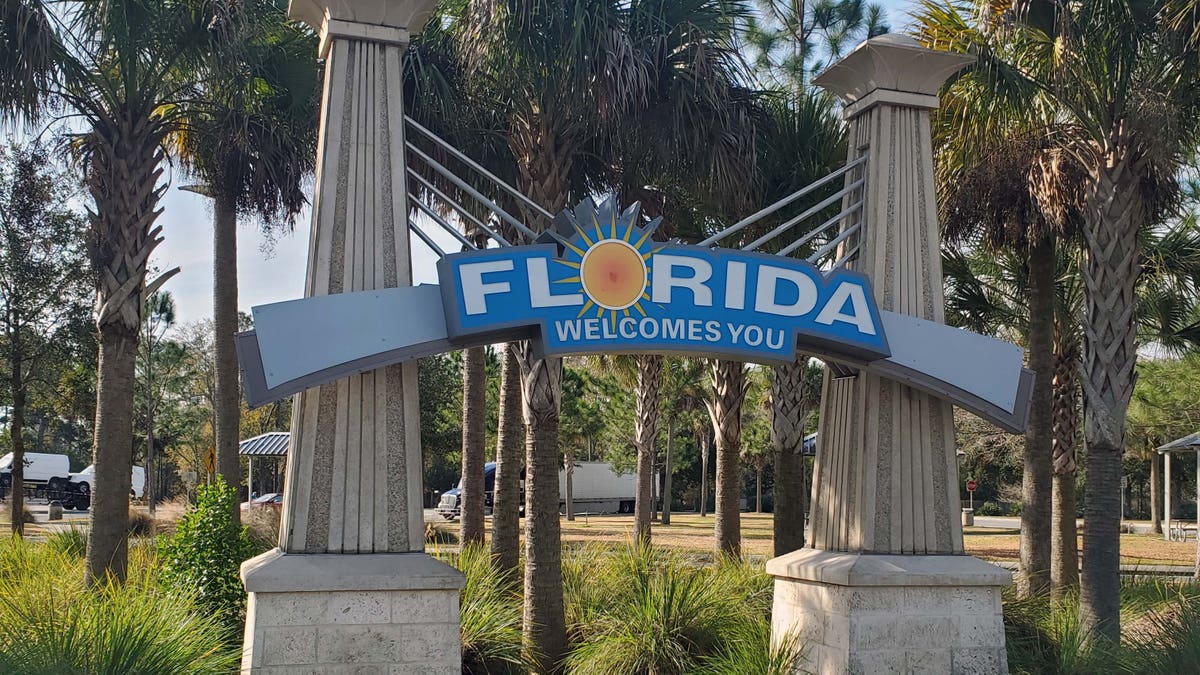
[971,514,1158,535]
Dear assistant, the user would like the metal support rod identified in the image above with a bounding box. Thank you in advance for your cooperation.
[742,178,865,252]
[829,243,861,271]
[699,154,868,247]
[408,218,445,257]
[409,195,479,250]
[407,143,543,244]
[807,221,862,264]
[778,199,864,257]
[404,115,556,222]
[407,168,511,247]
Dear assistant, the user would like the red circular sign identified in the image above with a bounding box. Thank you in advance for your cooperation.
[966,480,977,492]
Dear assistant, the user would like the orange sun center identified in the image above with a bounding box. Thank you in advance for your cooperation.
[580,239,647,310]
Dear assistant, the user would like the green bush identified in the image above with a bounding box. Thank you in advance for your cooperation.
[0,537,237,674]
[977,501,1003,516]
[157,476,256,639]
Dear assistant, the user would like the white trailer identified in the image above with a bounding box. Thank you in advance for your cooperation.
[560,461,636,514]
[438,460,636,518]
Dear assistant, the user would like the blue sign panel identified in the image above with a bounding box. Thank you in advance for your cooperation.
[437,198,889,364]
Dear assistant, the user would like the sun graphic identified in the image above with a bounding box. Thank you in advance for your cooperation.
[553,199,660,324]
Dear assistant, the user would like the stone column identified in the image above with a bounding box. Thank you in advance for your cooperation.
[767,35,1011,674]
[239,1,464,672]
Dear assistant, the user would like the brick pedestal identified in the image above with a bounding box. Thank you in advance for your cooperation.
[240,550,463,674]
[768,550,1009,674]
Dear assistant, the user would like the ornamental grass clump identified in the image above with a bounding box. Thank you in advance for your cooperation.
[157,476,256,640]
[444,543,528,673]
[0,537,237,674]
[563,542,801,675]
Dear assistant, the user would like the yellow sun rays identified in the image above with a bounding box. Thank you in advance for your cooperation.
[556,214,654,319]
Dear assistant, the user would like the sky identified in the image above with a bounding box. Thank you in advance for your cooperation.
[152,0,918,327]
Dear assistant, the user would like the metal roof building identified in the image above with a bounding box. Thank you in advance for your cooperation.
[239,431,290,457]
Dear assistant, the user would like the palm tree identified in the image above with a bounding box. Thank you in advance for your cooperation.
[490,343,523,575]
[459,343,488,545]
[771,355,823,555]
[707,359,748,556]
[945,220,1200,596]
[2,0,221,585]
[633,355,663,543]
[175,1,319,517]
[449,3,758,667]
[917,0,1200,639]
[946,242,1086,594]
[751,93,845,556]
[936,129,1083,596]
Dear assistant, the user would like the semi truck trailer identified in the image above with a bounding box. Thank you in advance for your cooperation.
[437,461,635,519]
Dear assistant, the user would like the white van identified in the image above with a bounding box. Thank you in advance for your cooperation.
[70,465,146,499]
[0,452,71,492]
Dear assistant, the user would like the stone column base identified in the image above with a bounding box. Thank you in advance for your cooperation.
[767,549,1011,675]
[240,549,464,674]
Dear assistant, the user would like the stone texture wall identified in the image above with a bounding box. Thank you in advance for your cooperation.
[772,578,1007,674]
[242,589,461,674]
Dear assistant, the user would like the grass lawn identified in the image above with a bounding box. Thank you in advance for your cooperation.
[536,512,1199,567]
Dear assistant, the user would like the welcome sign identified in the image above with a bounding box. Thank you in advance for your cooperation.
[238,196,1032,433]
[438,198,889,364]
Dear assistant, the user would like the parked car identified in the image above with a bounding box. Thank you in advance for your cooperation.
[242,492,284,511]
[437,461,635,520]
[69,464,145,500]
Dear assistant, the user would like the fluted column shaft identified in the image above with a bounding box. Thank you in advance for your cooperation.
[808,50,971,556]
[279,33,424,554]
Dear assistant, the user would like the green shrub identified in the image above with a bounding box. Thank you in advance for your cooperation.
[157,476,256,639]
[44,526,87,558]
[0,537,237,674]
[977,501,1003,516]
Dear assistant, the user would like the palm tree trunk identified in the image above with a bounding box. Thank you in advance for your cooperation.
[460,345,487,546]
[86,328,137,585]
[771,357,809,556]
[709,359,746,557]
[661,417,673,525]
[513,123,572,673]
[518,342,566,672]
[9,346,25,537]
[634,354,662,544]
[1151,453,1161,535]
[491,344,523,575]
[1020,235,1055,596]
[699,431,710,516]
[1079,158,1143,643]
[1051,340,1081,595]
[212,192,241,519]
[83,118,163,586]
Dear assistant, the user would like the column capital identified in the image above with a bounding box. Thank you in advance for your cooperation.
[289,0,437,54]
[813,34,974,118]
